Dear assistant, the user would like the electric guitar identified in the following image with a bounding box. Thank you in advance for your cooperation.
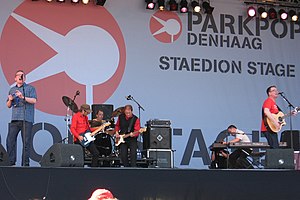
[79,122,111,147]
[265,107,300,133]
[115,127,147,146]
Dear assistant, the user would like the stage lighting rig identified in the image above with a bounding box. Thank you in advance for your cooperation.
[95,0,106,6]
[146,0,156,10]
[158,0,165,11]
[191,1,201,13]
[179,0,188,13]
[202,1,214,14]
[268,8,277,19]
[289,10,299,21]
[169,0,179,11]
[258,7,268,18]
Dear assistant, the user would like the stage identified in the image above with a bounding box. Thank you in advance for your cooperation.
[0,167,299,200]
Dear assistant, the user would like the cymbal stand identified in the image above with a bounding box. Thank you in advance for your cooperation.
[64,106,71,144]
[64,91,80,144]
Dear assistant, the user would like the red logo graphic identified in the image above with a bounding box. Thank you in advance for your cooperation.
[150,11,182,43]
[0,1,126,116]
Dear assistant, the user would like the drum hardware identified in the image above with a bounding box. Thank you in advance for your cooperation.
[111,107,124,118]
[62,91,80,143]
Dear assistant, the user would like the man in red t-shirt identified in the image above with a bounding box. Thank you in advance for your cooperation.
[71,104,100,167]
[261,85,280,148]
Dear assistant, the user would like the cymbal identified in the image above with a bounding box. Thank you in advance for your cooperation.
[111,106,124,117]
[62,96,78,113]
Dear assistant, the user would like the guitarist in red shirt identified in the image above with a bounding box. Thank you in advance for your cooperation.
[70,104,100,167]
[261,86,281,148]
[115,105,141,167]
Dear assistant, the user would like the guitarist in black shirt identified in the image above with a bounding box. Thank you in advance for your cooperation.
[115,105,141,167]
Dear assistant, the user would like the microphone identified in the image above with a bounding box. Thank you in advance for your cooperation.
[19,74,24,81]
[125,95,132,100]
[278,92,284,95]
[76,90,80,96]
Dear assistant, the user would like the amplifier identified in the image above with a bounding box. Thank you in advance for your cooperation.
[143,149,173,168]
[146,119,171,127]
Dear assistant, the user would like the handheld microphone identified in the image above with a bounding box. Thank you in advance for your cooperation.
[278,92,284,95]
[76,90,80,96]
[19,74,24,81]
[125,95,132,100]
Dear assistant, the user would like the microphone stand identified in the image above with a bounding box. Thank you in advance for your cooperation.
[225,132,230,169]
[279,93,295,150]
[22,83,26,166]
[128,96,145,122]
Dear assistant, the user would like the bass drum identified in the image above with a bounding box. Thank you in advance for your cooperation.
[94,133,113,157]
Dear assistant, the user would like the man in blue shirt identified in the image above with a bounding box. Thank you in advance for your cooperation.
[6,70,37,166]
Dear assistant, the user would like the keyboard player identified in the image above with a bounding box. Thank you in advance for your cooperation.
[224,125,253,169]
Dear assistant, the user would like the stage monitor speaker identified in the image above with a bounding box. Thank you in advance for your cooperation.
[280,130,300,151]
[265,149,294,169]
[92,104,114,121]
[145,149,173,168]
[40,143,84,167]
[143,127,171,149]
[0,144,10,166]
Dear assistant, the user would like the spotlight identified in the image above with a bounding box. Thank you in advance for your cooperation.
[82,0,89,4]
[56,0,65,2]
[46,0,53,2]
[169,0,178,11]
[180,0,188,13]
[279,9,288,20]
[247,6,256,17]
[202,1,214,14]
[145,0,156,10]
[268,8,277,19]
[191,1,201,13]
[289,10,298,22]
[258,7,268,19]
[158,0,165,11]
[95,0,106,6]
[71,0,79,3]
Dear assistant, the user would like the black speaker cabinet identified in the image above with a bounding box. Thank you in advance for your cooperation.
[92,104,114,121]
[40,143,84,167]
[143,127,171,149]
[265,149,294,169]
[0,144,10,166]
[280,130,300,151]
[145,149,173,168]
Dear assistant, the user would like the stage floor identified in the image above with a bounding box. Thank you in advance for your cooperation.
[0,167,299,200]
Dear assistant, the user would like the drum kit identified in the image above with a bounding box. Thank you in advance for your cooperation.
[62,94,124,157]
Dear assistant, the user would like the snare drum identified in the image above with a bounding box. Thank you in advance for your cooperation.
[94,132,114,157]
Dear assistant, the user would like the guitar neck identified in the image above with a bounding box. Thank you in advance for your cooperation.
[122,130,140,139]
[283,108,300,119]
[91,123,110,135]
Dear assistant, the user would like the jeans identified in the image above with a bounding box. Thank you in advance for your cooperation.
[262,131,279,148]
[6,121,33,166]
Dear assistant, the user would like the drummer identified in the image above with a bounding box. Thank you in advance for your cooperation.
[90,109,106,128]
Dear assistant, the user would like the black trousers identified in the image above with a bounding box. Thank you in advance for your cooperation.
[119,137,137,167]
[75,141,100,167]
